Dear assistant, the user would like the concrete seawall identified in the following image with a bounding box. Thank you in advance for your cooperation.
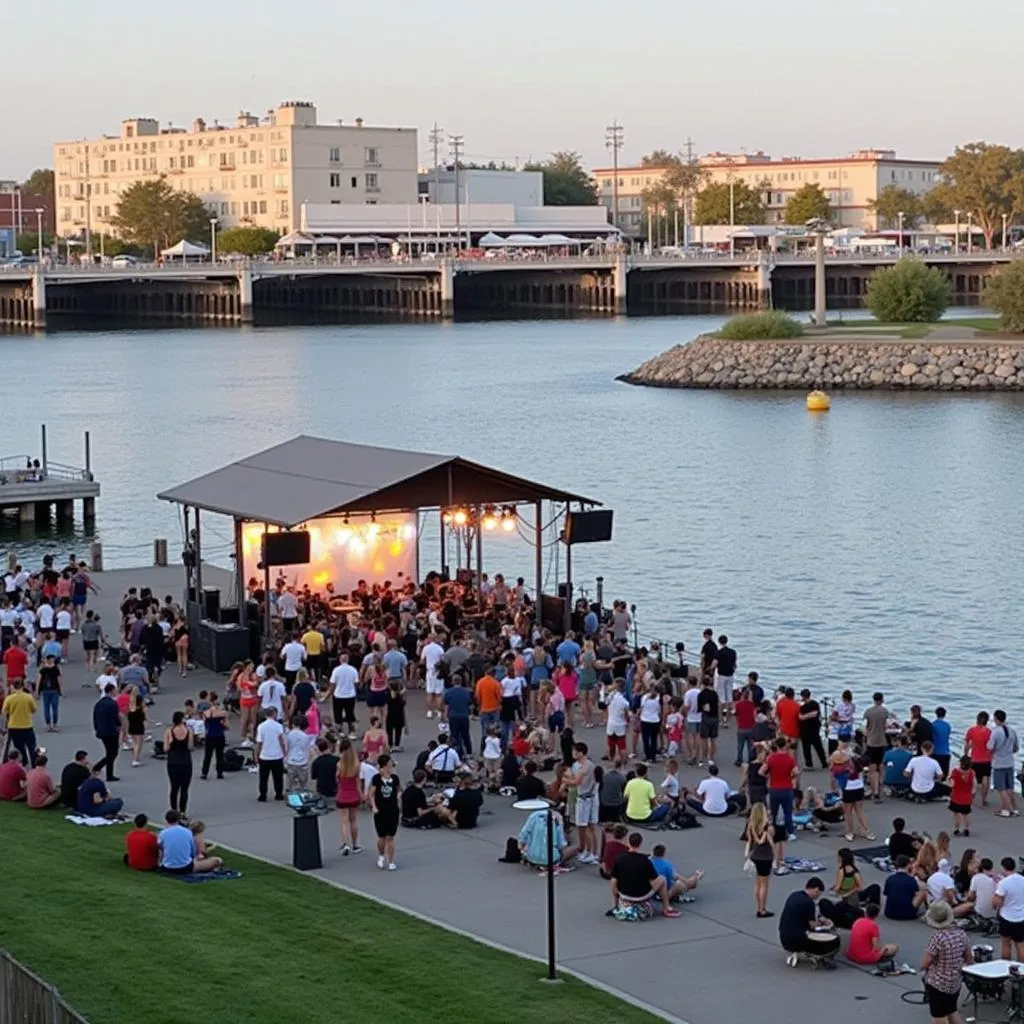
[620,334,1024,390]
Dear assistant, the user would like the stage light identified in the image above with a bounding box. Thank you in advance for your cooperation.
[401,524,416,541]
[482,506,498,530]
[500,506,517,532]
[366,522,380,541]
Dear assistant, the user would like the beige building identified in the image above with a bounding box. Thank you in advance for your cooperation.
[54,101,418,239]
[593,149,941,232]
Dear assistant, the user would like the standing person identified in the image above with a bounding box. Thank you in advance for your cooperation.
[164,711,195,818]
[301,622,326,682]
[442,676,473,757]
[420,632,445,720]
[604,680,630,762]
[931,708,952,777]
[863,692,890,801]
[257,667,286,719]
[797,689,828,771]
[920,900,972,1024]
[553,660,579,731]
[370,753,401,871]
[994,856,1024,962]
[254,706,286,802]
[571,742,599,864]
[70,565,94,630]
[171,616,189,679]
[987,710,1020,818]
[734,687,756,767]
[201,693,228,780]
[238,663,260,748]
[385,679,407,752]
[92,682,122,782]
[715,634,737,726]
[126,687,147,767]
[948,755,976,837]
[2,635,29,690]
[639,684,662,765]
[699,628,717,682]
[774,688,801,747]
[285,714,312,792]
[2,680,38,766]
[697,676,719,766]
[744,802,776,918]
[474,664,501,749]
[141,615,166,688]
[762,737,798,840]
[279,633,306,694]
[35,653,63,732]
[683,677,701,766]
[80,611,103,671]
[329,652,359,740]
[578,639,598,728]
[54,601,73,662]
[335,738,363,855]
[965,711,992,808]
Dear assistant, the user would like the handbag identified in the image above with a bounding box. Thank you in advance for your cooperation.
[743,857,757,877]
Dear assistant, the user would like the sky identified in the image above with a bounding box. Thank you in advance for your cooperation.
[5,0,1023,178]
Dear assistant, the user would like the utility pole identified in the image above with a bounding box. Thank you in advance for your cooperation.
[449,135,464,252]
[605,121,624,230]
[84,142,93,260]
[428,122,444,204]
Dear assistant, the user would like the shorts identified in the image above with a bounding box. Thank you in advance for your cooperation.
[336,798,362,810]
[83,640,99,652]
[575,793,599,827]
[972,761,992,781]
[162,863,194,875]
[753,858,773,878]
[999,917,1024,943]
[548,711,565,732]
[56,630,69,642]
[993,767,1014,792]
[686,721,700,734]
[700,719,719,740]
[925,984,960,1018]
[607,732,626,752]
[715,674,734,702]
[72,594,86,607]
[842,786,864,805]
[425,677,444,696]
[865,746,886,766]
[948,801,972,815]
[374,813,399,839]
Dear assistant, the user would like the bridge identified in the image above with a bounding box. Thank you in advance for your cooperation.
[0,250,1017,327]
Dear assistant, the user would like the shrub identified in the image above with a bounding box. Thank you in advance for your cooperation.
[865,258,951,322]
[983,261,1024,333]
[717,311,804,340]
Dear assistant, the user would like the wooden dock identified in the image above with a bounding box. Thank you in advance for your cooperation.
[0,427,99,522]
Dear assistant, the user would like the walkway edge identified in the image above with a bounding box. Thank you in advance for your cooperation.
[216,840,692,1024]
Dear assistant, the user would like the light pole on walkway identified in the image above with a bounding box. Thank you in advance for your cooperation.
[954,209,961,254]
[806,217,830,328]
[514,798,558,982]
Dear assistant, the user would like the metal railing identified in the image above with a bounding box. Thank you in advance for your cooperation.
[0,455,91,484]
[0,950,88,1023]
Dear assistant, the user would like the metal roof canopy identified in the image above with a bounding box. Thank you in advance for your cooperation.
[157,435,598,527]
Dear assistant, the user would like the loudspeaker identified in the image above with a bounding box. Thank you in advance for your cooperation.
[540,594,566,633]
[218,605,240,625]
[201,586,220,622]
[565,509,614,545]
[192,620,251,673]
[263,531,311,567]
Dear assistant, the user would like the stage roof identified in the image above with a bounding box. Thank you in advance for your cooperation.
[157,435,598,527]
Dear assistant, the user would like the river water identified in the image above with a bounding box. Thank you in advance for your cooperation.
[1,313,1022,727]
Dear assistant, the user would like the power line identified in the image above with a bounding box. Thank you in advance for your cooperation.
[605,121,624,230]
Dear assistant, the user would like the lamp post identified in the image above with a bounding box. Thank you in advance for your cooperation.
[954,209,961,254]
[35,208,43,261]
[210,217,218,263]
[806,217,830,328]
[1002,213,1009,251]
[513,798,557,982]
[897,211,904,251]
[967,212,973,254]
[728,174,736,258]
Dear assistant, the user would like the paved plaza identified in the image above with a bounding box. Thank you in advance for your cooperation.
[16,564,1022,1024]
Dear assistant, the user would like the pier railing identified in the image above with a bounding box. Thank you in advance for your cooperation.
[0,950,88,1023]
[0,455,92,484]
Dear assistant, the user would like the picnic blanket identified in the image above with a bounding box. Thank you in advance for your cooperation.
[160,868,242,883]
[782,856,826,873]
[852,844,894,873]
[65,814,128,827]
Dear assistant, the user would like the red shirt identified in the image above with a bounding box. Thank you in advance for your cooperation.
[775,697,800,738]
[966,725,992,764]
[125,828,159,871]
[25,767,55,807]
[511,736,530,758]
[846,916,882,965]
[2,645,28,681]
[764,751,796,790]
[601,838,627,876]
[950,767,975,805]
[734,698,756,731]
[0,759,27,800]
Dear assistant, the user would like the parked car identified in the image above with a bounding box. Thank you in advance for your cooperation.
[1,254,37,267]
[110,254,138,267]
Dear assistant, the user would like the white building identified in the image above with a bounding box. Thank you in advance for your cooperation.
[418,169,543,208]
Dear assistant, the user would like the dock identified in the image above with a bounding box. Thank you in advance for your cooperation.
[0,427,99,522]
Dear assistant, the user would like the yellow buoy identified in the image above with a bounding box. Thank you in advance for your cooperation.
[806,390,831,412]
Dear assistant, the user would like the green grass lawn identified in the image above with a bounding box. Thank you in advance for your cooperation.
[822,316,1005,337]
[0,806,660,1024]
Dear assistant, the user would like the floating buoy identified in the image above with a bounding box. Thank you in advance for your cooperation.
[806,390,831,412]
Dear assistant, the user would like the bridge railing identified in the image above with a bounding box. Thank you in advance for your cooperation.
[0,456,92,484]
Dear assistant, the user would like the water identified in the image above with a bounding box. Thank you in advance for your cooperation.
[1,312,1022,727]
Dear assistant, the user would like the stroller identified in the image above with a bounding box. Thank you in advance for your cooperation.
[104,645,131,669]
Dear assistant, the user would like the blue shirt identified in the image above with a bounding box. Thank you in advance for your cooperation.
[583,611,598,637]
[77,776,106,815]
[443,686,472,719]
[882,747,912,786]
[382,649,407,678]
[42,640,62,662]
[555,639,580,667]
[931,719,952,756]
[158,824,196,869]
[650,856,675,888]
[883,871,921,920]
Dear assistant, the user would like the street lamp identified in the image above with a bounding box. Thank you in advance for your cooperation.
[34,208,43,261]
[210,218,218,263]
[728,174,736,258]
[806,217,830,328]
[513,798,558,982]
[897,211,904,251]
[953,210,961,254]
[1002,213,1009,250]
[967,212,973,254]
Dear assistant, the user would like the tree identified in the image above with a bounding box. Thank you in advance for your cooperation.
[522,152,597,206]
[215,226,279,256]
[15,230,55,255]
[641,150,675,167]
[866,259,952,322]
[984,262,1024,332]
[784,183,832,225]
[928,142,1024,248]
[20,168,54,201]
[920,189,953,225]
[693,180,764,224]
[463,161,516,171]
[640,179,680,245]
[110,178,212,256]
[869,186,923,229]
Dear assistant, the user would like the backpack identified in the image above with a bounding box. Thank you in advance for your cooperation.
[498,837,521,864]
[223,749,246,773]
[668,808,702,830]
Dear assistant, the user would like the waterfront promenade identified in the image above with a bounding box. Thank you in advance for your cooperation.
[11,563,1019,1023]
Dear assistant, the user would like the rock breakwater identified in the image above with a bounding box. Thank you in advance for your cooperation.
[620,334,1024,390]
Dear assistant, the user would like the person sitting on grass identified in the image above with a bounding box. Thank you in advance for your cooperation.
[124,813,159,871]
[189,821,223,871]
[650,843,704,902]
[0,750,27,801]
[158,810,221,874]
[609,832,682,918]
[60,750,90,808]
[846,903,899,970]
[25,754,61,809]
[77,765,123,818]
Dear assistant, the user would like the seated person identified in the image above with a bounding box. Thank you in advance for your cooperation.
[414,740,438,774]
[779,878,840,964]
[882,740,912,792]
[904,741,949,801]
[25,754,62,809]
[446,774,484,829]
[650,843,704,901]
[60,750,91,808]
[518,807,578,868]
[969,859,998,921]
[819,848,881,928]
[510,726,531,760]
[598,758,626,822]
[684,764,744,817]
[77,766,123,817]
[624,764,669,823]
[599,823,630,880]
[609,832,681,917]
[499,749,521,790]
[157,810,220,874]
[426,738,463,785]
[846,903,899,969]
[124,813,159,871]
[883,855,928,920]
[0,750,27,802]
[401,769,448,828]
[189,821,224,870]
[659,760,681,807]
[802,786,844,832]
[515,760,547,802]
[886,817,920,861]
[926,864,974,918]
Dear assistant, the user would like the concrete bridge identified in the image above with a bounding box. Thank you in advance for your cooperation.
[0,249,1018,327]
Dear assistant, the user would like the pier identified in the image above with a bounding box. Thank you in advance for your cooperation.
[0,427,99,523]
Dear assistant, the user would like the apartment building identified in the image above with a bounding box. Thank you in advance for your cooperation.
[53,101,418,238]
[593,149,941,232]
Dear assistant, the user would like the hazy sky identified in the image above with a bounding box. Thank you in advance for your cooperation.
[5,0,1022,177]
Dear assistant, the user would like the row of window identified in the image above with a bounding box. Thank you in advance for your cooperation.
[600,166,938,192]
[329,173,378,189]
[329,146,379,164]
[60,197,289,223]
[58,130,290,157]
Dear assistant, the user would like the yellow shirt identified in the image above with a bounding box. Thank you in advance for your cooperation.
[2,691,36,730]
[624,777,656,820]
[301,630,324,656]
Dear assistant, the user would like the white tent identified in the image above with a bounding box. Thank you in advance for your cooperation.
[478,232,507,247]
[275,231,315,248]
[161,239,210,258]
[505,233,541,246]
[538,234,574,246]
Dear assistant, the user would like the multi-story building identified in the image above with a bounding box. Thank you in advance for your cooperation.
[593,149,941,232]
[53,101,418,239]
[417,168,543,207]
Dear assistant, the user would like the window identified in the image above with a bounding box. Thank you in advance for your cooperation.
[230,202,238,215]
[602,178,611,187]
[220,202,229,216]
[126,126,134,138]
[259,200,267,214]
[350,176,357,188]
[243,201,249,216]
[186,156,194,168]
[169,157,176,169]
[280,199,289,215]
[365,173,379,191]
[329,147,341,163]
[366,199,377,205]
[329,172,341,187]
[364,146,379,165]
[277,148,288,162]
[273,173,287,189]
[61,207,71,221]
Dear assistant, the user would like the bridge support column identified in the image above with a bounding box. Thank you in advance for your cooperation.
[613,255,628,315]
[19,503,35,524]
[83,497,96,522]
[32,271,46,329]
[757,255,773,310]
[440,259,455,318]
[237,268,253,323]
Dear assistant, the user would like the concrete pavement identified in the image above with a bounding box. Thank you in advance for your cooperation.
[17,564,1023,1024]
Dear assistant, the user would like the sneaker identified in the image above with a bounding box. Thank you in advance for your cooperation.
[387,862,397,871]
[787,833,797,842]
[774,865,791,876]
[341,844,351,856]
[121,742,132,751]
[131,760,142,767]
[240,739,254,748]
[997,810,1012,818]
[377,855,386,870]
[351,845,363,854]
[1012,810,1021,817]
[663,908,682,918]
[426,710,433,719]
[963,829,970,837]
[348,731,357,740]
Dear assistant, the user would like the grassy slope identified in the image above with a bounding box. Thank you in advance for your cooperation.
[0,806,660,1024]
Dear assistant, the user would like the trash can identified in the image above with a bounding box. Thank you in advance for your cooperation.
[292,813,322,871]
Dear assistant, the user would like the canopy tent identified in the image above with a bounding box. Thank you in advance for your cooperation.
[478,232,507,247]
[504,233,541,246]
[275,231,315,248]
[161,239,210,258]
[538,234,575,245]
